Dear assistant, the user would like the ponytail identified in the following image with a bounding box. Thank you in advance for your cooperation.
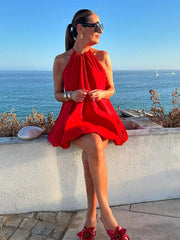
[65,24,75,51]
[65,9,95,51]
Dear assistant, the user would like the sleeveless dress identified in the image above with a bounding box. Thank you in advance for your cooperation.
[47,49,128,149]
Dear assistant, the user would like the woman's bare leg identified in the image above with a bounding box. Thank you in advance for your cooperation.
[82,139,108,228]
[73,133,118,230]
[82,151,97,228]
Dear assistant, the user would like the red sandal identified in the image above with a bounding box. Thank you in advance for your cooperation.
[77,226,96,240]
[77,214,98,240]
[106,225,130,240]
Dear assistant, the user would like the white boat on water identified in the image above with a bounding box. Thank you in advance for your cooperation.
[171,72,175,75]
[155,70,159,77]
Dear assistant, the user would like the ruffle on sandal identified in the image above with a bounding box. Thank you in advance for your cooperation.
[106,225,130,240]
[77,226,96,240]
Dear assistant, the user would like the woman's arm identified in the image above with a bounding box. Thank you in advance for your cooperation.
[53,54,69,102]
[89,50,115,101]
[53,52,88,103]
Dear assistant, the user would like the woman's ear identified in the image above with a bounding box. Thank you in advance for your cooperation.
[77,24,84,34]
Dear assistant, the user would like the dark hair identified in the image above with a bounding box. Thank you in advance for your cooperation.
[65,9,95,51]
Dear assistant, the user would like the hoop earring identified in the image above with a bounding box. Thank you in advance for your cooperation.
[80,33,83,40]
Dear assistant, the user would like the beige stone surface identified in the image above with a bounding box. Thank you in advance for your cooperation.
[0,216,7,228]
[56,212,72,226]
[113,204,130,211]
[62,211,84,240]
[111,208,180,240]
[25,212,35,219]
[1,199,180,240]
[62,200,180,240]
[0,210,74,240]
[130,199,180,217]
[19,218,37,231]
[52,228,64,239]
[5,216,22,228]
[36,212,57,225]
[9,229,30,240]
[27,234,43,240]
[31,222,54,236]
[0,227,15,239]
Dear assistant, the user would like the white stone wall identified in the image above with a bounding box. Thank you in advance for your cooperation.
[0,127,180,214]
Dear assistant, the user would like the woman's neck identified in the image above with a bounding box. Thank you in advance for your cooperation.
[73,41,92,54]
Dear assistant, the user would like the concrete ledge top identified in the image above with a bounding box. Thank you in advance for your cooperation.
[127,127,180,136]
[0,135,48,145]
[0,126,180,145]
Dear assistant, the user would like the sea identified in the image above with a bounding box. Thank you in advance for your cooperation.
[0,70,179,120]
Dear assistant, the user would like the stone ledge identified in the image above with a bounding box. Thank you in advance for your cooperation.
[0,117,179,145]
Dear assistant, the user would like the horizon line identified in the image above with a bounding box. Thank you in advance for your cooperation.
[0,69,180,71]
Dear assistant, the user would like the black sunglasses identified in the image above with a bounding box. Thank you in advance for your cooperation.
[81,21,104,33]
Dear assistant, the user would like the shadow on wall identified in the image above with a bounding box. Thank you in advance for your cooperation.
[0,140,60,213]
[55,145,86,211]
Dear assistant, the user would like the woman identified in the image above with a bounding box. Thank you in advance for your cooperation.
[48,9,130,240]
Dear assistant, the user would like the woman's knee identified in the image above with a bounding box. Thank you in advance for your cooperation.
[86,133,104,158]
[73,133,104,157]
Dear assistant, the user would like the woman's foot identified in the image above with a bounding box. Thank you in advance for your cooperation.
[77,213,97,240]
[84,213,97,228]
[101,210,130,240]
[101,209,118,230]
[106,226,130,240]
[77,226,96,240]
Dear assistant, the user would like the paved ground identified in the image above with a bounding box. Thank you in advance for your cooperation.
[0,199,180,240]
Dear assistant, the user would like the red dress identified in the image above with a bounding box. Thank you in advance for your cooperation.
[47,49,128,149]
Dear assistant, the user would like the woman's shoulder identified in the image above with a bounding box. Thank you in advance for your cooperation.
[54,49,73,71]
[91,48,109,61]
[91,48,111,69]
[54,49,73,64]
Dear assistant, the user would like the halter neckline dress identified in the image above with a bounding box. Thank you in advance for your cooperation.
[47,48,128,149]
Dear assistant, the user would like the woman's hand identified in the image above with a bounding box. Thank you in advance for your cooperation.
[71,89,88,102]
[88,89,105,101]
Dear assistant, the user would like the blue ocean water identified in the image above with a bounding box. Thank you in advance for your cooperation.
[0,70,179,120]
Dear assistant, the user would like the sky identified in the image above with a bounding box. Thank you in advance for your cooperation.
[0,0,180,70]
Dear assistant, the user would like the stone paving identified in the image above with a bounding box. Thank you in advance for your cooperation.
[0,211,74,240]
[1,199,180,240]
[62,199,180,240]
